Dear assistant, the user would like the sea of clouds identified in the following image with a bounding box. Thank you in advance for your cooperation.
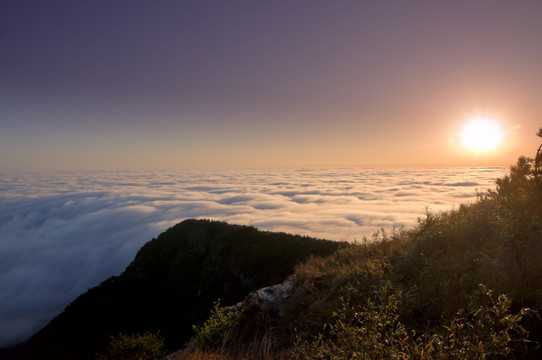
[0,167,507,347]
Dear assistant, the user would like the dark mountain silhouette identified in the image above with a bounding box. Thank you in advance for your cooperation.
[1,219,341,360]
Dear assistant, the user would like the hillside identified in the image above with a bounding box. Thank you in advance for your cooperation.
[0,219,341,360]
[174,156,542,360]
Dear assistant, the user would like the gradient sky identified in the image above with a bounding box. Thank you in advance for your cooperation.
[1,0,542,171]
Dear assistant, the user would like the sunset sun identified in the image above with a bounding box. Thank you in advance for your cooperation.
[459,117,504,152]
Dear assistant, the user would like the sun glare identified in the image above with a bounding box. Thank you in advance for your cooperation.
[459,117,504,152]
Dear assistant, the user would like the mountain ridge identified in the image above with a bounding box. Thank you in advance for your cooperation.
[1,219,342,360]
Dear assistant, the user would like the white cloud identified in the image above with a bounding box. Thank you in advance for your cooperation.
[0,167,506,346]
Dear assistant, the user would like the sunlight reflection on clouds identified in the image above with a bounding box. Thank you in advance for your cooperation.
[0,167,506,346]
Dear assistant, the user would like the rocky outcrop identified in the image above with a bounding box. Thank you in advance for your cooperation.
[230,281,293,316]
[165,281,294,360]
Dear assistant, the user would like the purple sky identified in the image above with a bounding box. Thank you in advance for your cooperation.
[2,1,542,170]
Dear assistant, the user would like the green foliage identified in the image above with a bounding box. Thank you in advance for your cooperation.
[270,155,542,359]
[287,283,533,359]
[495,155,540,205]
[280,242,393,341]
[97,332,164,360]
[418,285,534,359]
[191,300,241,351]
[289,281,410,359]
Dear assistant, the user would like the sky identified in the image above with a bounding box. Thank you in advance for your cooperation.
[0,167,506,346]
[1,0,542,171]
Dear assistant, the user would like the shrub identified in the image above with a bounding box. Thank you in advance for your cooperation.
[416,285,536,359]
[288,281,410,359]
[97,332,164,360]
[288,283,534,359]
[191,300,241,351]
[169,348,236,360]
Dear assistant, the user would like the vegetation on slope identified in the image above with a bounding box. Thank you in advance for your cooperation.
[179,155,542,359]
[1,220,340,360]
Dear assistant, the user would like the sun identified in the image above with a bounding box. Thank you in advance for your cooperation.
[459,117,504,152]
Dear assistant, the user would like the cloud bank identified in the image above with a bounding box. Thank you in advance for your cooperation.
[0,167,506,346]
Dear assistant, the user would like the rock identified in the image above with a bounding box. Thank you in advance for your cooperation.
[230,281,293,316]
[164,281,294,359]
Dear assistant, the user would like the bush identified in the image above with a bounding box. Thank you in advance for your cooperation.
[288,283,533,359]
[97,332,164,360]
[169,348,236,360]
[417,285,535,359]
[191,300,241,351]
[288,281,409,359]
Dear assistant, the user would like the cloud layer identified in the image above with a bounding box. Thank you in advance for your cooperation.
[0,167,506,346]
